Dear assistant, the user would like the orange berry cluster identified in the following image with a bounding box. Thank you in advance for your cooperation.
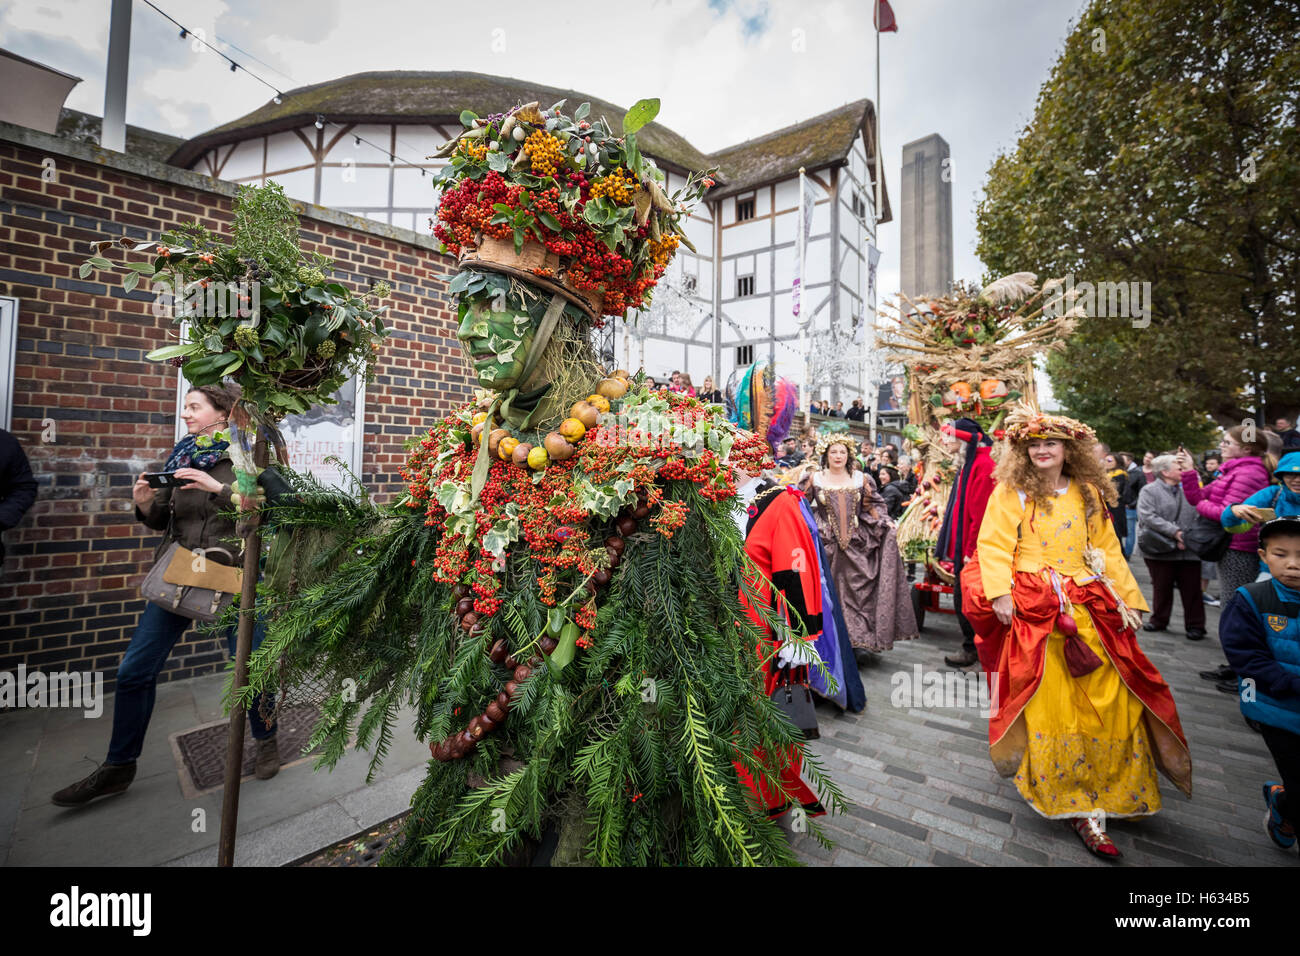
[525,130,564,177]
[646,233,680,268]
[458,139,488,162]
[590,167,638,205]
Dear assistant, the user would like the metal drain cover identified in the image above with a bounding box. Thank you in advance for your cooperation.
[169,703,321,797]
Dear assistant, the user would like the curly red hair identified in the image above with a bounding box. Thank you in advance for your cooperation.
[992,438,1116,520]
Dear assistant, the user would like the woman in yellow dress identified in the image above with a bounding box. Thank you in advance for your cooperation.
[962,404,1192,858]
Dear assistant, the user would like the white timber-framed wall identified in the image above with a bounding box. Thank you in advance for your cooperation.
[621,124,878,404]
[192,122,451,232]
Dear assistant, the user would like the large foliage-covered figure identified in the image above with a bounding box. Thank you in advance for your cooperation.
[243,100,841,865]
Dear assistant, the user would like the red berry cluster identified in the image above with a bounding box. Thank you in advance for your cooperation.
[650,500,690,539]
[433,171,677,315]
[400,392,760,649]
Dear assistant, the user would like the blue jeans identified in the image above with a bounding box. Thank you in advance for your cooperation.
[1123,507,1138,559]
[106,602,276,765]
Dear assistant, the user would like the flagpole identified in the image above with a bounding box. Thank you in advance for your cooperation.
[874,1,883,221]
[870,0,884,448]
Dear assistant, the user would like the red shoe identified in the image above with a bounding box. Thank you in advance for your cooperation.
[1070,816,1122,859]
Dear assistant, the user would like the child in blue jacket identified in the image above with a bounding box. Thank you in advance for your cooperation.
[1222,451,1300,533]
[1220,516,1300,851]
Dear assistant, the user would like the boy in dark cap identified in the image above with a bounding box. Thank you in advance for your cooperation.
[1220,516,1300,851]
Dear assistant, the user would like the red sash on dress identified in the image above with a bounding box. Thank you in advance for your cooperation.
[960,555,1192,796]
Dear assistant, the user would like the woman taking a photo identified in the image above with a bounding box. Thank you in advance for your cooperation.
[52,383,280,807]
[1178,427,1271,602]
[877,465,911,520]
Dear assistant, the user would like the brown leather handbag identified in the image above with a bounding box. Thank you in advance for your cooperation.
[141,542,241,621]
[140,492,242,622]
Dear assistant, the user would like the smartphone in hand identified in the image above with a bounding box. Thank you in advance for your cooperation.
[143,472,193,489]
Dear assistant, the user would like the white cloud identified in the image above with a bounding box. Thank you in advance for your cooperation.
[0,0,108,54]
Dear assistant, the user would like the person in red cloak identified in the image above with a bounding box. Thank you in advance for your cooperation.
[733,478,827,820]
[935,417,997,668]
[961,403,1192,859]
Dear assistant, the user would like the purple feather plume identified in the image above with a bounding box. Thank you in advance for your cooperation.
[766,377,797,452]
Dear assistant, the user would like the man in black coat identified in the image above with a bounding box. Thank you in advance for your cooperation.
[1275,418,1300,449]
[0,428,38,567]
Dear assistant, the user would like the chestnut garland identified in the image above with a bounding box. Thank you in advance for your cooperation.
[430,496,647,762]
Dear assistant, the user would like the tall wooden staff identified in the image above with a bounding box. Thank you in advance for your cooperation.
[217,427,268,867]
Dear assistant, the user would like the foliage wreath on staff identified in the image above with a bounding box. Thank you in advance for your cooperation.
[237,98,844,867]
[83,182,391,423]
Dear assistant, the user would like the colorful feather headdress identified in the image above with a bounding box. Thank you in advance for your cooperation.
[726,360,798,453]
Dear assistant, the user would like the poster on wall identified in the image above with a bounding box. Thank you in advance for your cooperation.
[174,374,365,490]
[0,296,17,430]
[877,373,908,412]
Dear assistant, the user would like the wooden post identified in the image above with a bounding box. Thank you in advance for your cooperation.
[217,432,267,867]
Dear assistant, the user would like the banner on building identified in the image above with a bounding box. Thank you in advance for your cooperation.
[793,171,815,326]
[867,242,881,304]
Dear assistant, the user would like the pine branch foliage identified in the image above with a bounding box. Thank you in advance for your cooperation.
[241,465,845,864]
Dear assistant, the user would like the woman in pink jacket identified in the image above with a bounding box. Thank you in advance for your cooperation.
[1176,425,1272,597]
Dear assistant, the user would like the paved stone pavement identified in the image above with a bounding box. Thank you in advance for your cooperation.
[4,556,1295,867]
[788,559,1298,867]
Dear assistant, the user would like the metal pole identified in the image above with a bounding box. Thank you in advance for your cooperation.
[864,250,878,447]
[102,0,131,153]
[711,199,722,390]
[870,1,883,447]
[874,2,883,223]
[217,433,267,867]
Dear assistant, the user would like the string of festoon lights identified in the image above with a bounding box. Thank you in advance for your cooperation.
[141,0,435,180]
[632,278,823,363]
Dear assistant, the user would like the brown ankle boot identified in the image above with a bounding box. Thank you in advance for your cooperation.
[944,647,980,668]
[52,762,137,807]
[254,736,280,780]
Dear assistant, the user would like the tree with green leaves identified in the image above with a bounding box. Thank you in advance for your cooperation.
[977,0,1300,435]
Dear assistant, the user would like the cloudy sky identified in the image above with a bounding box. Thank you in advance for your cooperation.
[2,0,1086,403]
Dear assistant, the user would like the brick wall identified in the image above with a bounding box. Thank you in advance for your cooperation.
[0,124,472,693]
